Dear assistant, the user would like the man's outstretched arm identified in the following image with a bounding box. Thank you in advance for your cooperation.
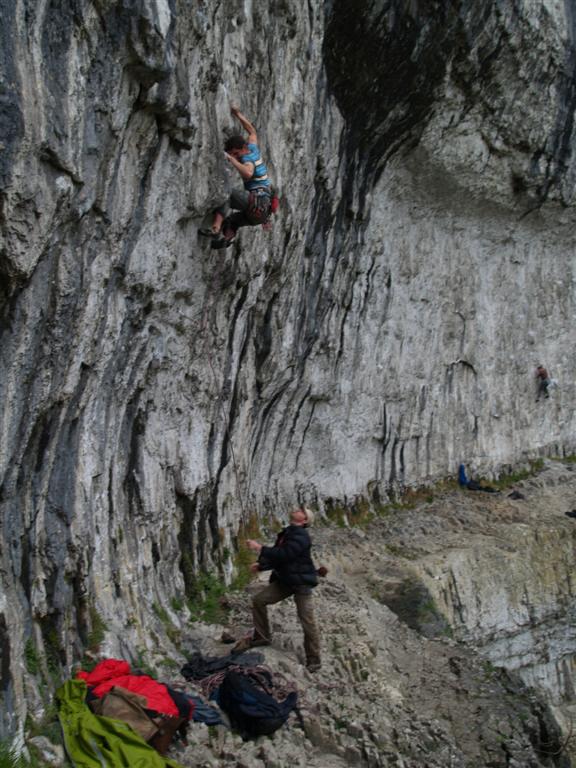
[231,104,257,144]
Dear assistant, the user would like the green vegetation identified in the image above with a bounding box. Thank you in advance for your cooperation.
[86,605,107,652]
[0,742,25,768]
[21,637,65,757]
[153,602,181,647]
[184,512,268,624]
[482,660,499,679]
[416,596,452,637]
[230,512,262,590]
[384,542,420,560]
[40,629,61,679]
[330,638,342,655]
[24,640,39,676]
[0,742,45,768]
[79,605,109,670]
[378,480,458,515]
[491,459,544,490]
[170,596,185,612]
[325,501,347,528]
[325,495,375,528]
[187,571,228,624]
[320,459,546,528]
[182,512,262,625]
[152,603,170,624]
[158,657,179,671]
[20,703,63,767]
[134,648,156,678]
[323,480,456,529]
[553,454,576,464]
[25,704,61,748]
[181,457,549,633]
[372,575,452,639]
[324,480,458,528]
[230,545,253,591]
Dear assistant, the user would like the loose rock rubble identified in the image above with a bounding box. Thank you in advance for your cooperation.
[168,462,574,767]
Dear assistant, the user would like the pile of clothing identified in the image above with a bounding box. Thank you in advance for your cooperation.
[56,651,301,764]
[56,657,223,767]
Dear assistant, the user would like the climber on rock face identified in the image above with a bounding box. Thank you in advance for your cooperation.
[535,365,551,401]
[200,105,277,250]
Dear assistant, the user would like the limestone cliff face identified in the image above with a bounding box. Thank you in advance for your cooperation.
[1,0,576,748]
[370,461,576,755]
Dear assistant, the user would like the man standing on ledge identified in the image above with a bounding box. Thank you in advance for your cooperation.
[233,507,322,673]
[200,105,274,250]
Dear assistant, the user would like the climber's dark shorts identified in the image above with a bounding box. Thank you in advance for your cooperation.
[216,187,271,236]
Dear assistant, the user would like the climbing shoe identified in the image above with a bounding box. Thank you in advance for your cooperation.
[199,227,218,238]
[211,237,234,250]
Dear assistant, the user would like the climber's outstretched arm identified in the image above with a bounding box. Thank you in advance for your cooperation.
[231,105,257,144]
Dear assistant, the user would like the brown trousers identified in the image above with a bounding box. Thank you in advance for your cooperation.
[252,581,321,665]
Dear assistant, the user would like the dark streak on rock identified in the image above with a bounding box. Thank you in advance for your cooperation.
[0,1,24,190]
[294,400,317,472]
[176,487,198,593]
[360,254,377,318]
[0,614,11,693]
[123,390,146,518]
[253,292,278,396]
[118,129,163,272]
[250,383,291,466]
[335,285,354,367]
[537,0,576,204]
[151,540,160,566]
[324,0,455,175]
[287,386,312,447]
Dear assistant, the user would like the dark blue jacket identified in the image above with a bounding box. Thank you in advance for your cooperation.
[258,525,318,589]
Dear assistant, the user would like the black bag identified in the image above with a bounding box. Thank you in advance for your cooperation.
[219,669,298,739]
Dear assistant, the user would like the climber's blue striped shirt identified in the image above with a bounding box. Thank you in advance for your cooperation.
[242,143,271,191]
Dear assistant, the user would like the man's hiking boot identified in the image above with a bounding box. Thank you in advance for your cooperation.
[231,632,270,654]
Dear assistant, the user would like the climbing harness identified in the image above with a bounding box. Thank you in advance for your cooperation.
[247,188,273,225]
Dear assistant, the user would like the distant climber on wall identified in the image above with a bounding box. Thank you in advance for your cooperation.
[199,105,278,250]
[535,365,551,401]
[232,506,323,673]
